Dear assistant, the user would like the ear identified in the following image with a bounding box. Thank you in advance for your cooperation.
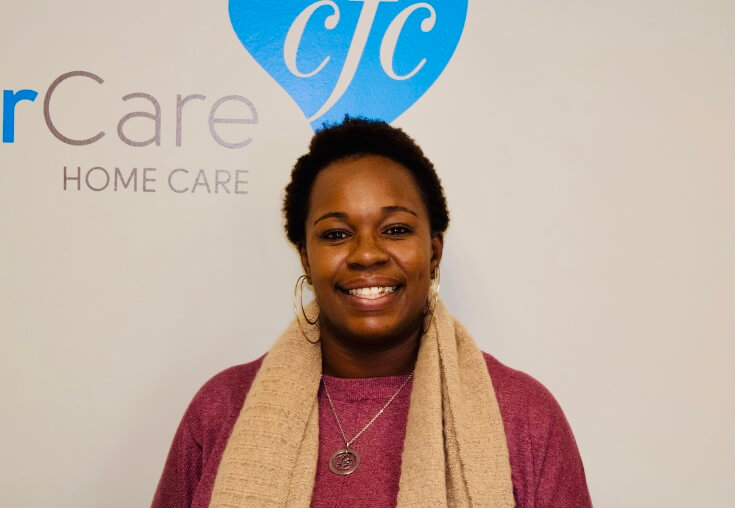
[298,242,311,281]
[430,233,444,276]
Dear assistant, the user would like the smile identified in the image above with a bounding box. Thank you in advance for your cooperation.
[347,286,398,299]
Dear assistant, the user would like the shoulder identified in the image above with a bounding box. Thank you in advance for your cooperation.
[481,350,573,455]
[153,357,265,507]
[482,352,592,507]
[182,356,265,440]
[192,357,264,405]
[482,352,563,426]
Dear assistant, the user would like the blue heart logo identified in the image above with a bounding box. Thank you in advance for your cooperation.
[228,0,467,130]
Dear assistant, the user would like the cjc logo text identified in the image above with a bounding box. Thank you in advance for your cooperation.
[1,71,258,148]
[229,0,467,129]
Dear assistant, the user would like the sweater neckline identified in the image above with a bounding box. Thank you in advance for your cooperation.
[320,373,414,402]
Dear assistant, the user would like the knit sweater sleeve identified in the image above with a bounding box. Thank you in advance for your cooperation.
[484,353,593,508]
[151,411,202,507]
[151,358,263,508]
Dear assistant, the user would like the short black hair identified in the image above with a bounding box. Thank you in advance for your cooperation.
[283,117,449,246]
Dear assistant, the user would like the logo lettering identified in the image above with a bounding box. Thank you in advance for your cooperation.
[229,0,467,128]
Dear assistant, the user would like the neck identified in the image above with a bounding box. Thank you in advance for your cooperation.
[320,327,421,378]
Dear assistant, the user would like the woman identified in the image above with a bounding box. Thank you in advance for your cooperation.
[153,118,592,507]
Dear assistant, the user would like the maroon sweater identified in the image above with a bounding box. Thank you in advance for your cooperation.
[153,353,592,507]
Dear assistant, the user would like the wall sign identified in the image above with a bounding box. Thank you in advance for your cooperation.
[229,0,467,129]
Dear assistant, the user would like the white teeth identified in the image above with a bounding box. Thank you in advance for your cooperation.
[348,286,397,299]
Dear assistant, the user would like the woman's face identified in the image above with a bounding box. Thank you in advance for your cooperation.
[300,154,443,347]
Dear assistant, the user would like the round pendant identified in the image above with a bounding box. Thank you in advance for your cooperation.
[328,448,360,475]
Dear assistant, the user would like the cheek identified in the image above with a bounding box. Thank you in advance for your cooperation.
[398,246,433,292]
[306,245,339,290]
[403,240,433,274]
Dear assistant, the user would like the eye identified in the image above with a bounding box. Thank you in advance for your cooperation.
[320,229,351,241]
[383,224,414,236]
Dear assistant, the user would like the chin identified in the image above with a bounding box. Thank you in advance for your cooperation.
[338,314,422,347]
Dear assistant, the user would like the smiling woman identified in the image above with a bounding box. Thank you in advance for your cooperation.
[152,118,592,507]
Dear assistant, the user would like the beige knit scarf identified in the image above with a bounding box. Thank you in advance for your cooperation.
[209,301,514,507]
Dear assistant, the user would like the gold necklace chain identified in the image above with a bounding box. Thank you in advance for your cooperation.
[322,372,414,449]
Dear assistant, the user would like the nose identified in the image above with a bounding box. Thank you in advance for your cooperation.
[346,233,389,269]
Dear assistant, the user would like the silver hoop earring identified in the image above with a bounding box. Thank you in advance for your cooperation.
[422,265,441,334]
[294,275,320,343]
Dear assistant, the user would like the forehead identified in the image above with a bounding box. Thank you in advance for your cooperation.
[307,155,428,220]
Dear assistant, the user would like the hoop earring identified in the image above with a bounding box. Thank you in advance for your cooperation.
[294,275,320,343]
[422,265,441,334]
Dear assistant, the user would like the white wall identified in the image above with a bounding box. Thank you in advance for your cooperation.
[0,1,732,506]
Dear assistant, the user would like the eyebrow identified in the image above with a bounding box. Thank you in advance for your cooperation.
[382,205,418,217]
[313,211,347,225]
[313,206,417,226]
